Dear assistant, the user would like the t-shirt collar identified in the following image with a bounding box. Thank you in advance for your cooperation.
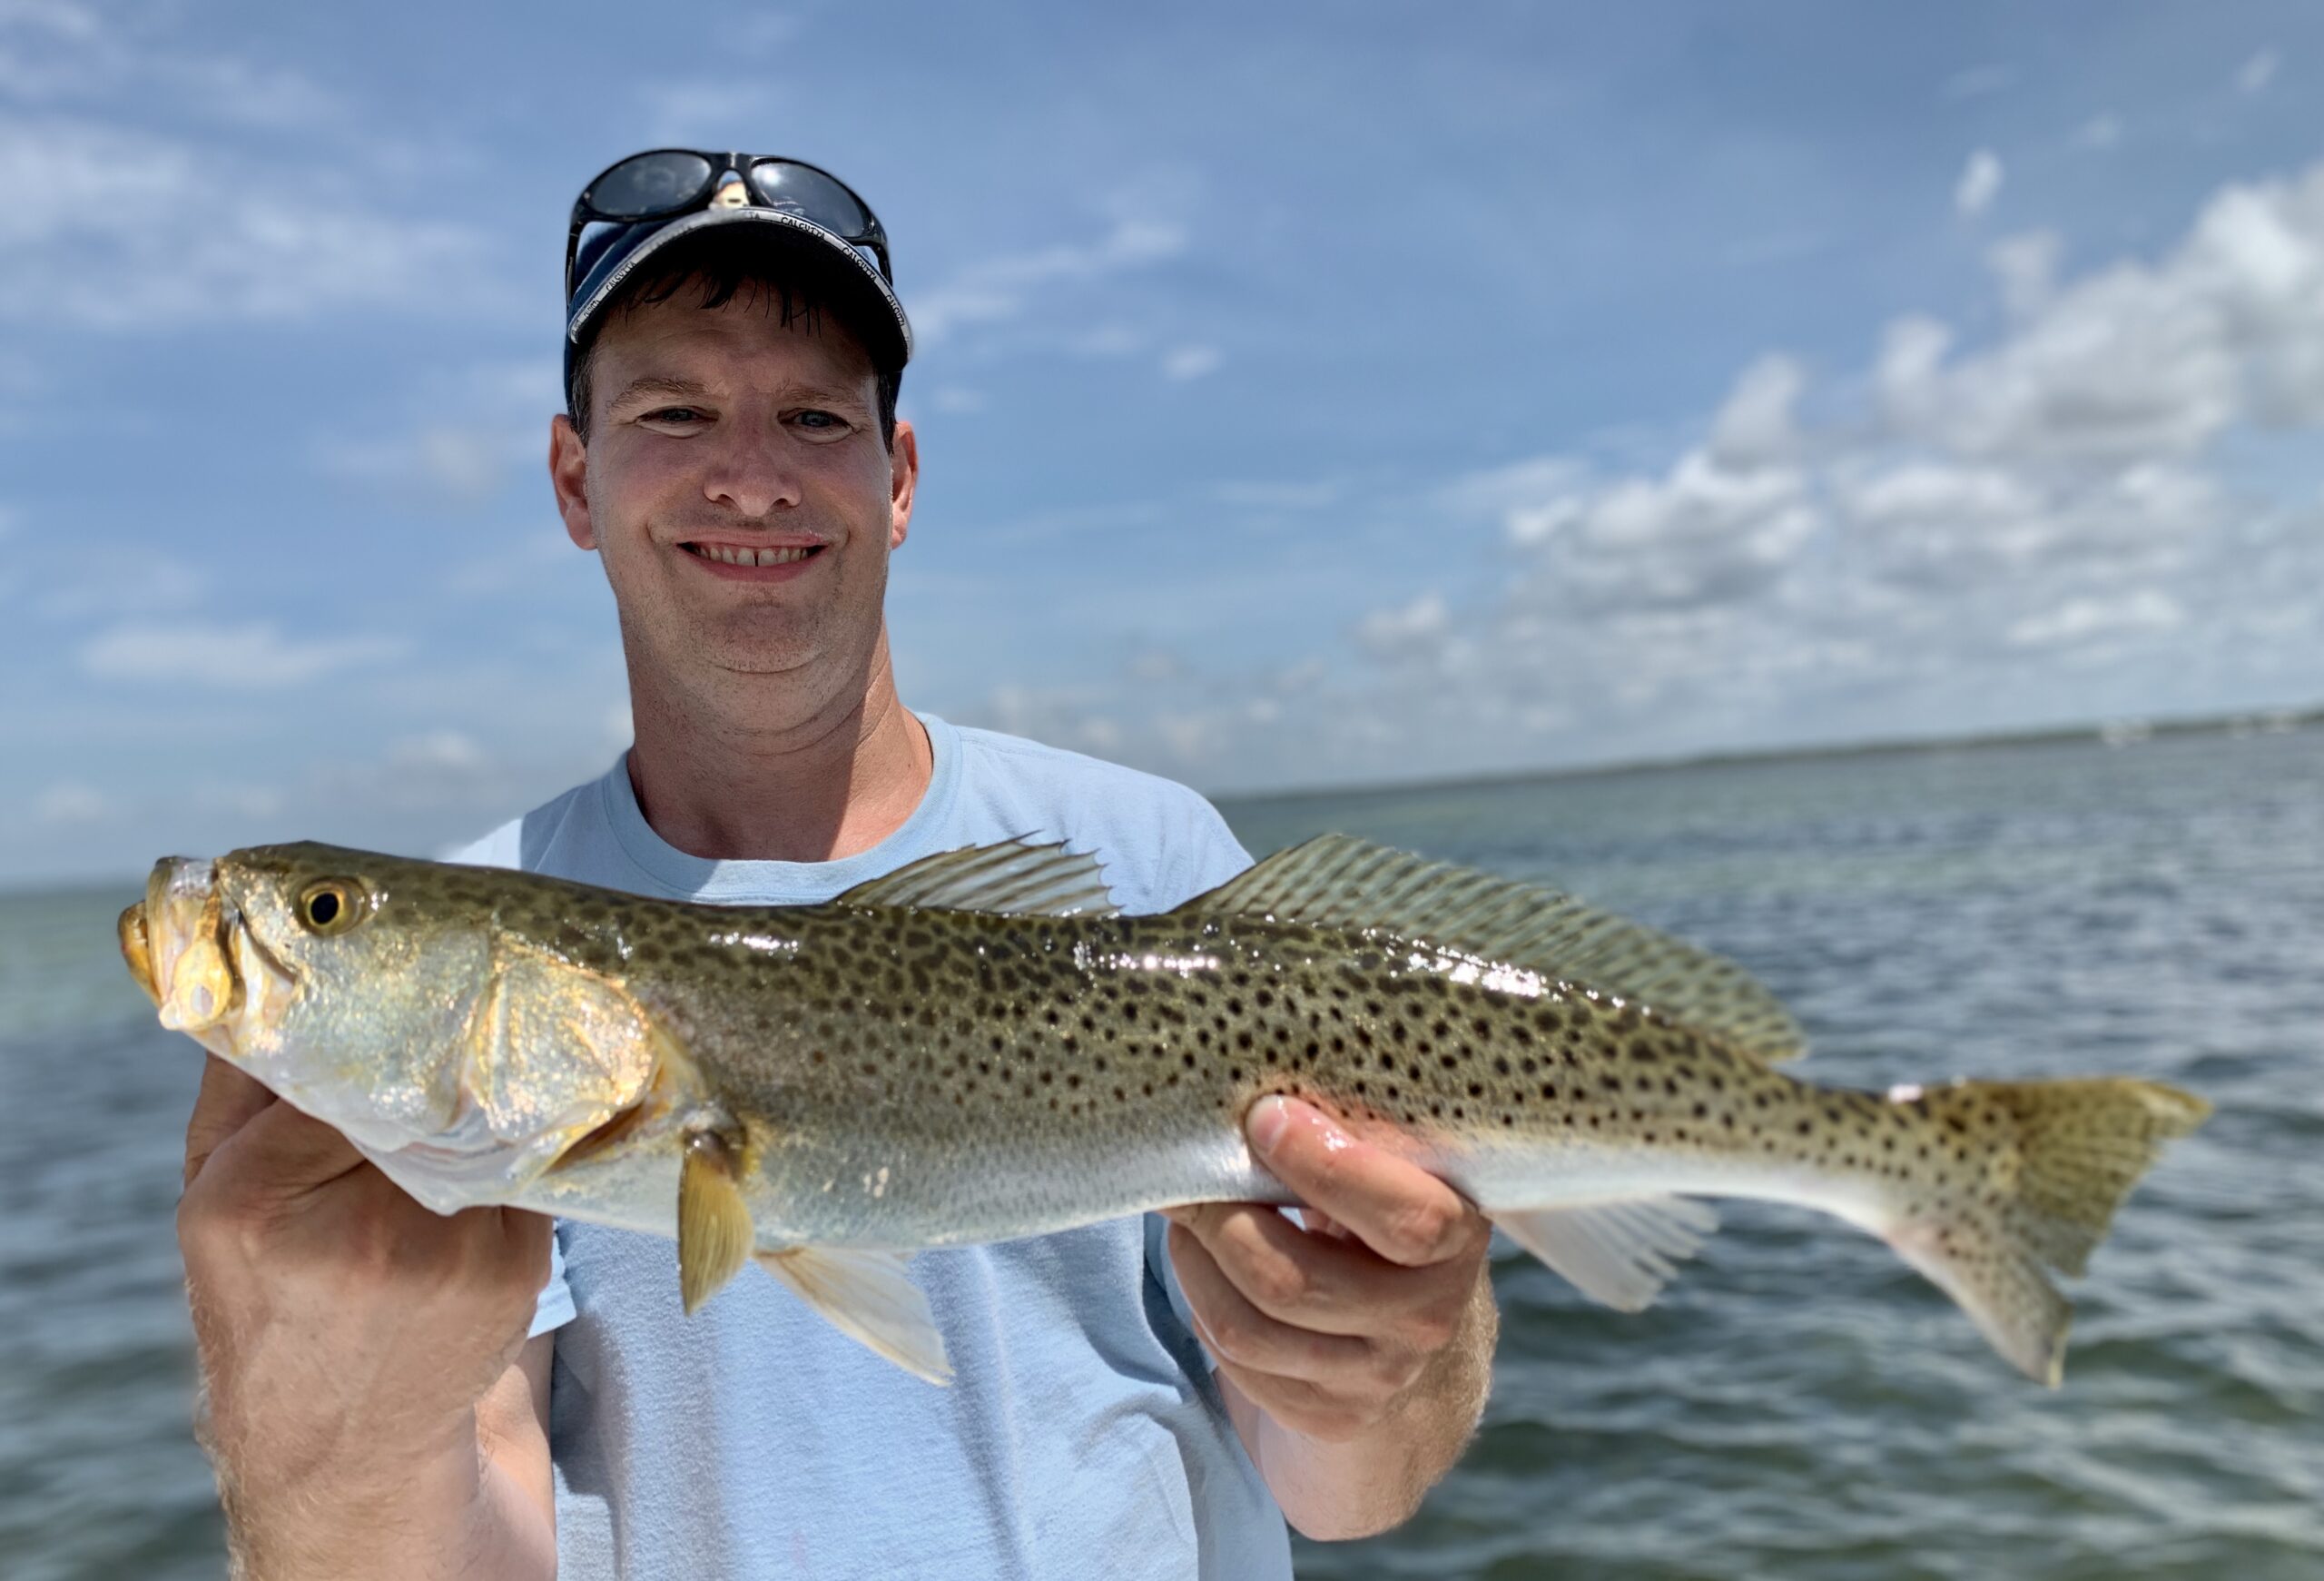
[596,711,963,903]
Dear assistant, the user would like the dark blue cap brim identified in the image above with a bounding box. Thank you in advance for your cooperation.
[564,207,911,410]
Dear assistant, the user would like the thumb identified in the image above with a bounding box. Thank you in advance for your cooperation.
[182,1054,277,1189]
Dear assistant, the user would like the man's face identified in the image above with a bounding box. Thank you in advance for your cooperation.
[549,285,916,692]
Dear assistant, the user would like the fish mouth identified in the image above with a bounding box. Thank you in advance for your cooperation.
[126,856,297,1052]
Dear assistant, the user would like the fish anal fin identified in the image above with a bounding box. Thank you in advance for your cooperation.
[1175,834,1804,1063]
[1492,1196,1719,1312]
[754,1246,955,1386]
[677,1129,753,1315]
[832,838,1118,918]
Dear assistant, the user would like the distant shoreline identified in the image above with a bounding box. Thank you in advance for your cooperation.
[12,703,2318,900]
[1207,702,2324,810]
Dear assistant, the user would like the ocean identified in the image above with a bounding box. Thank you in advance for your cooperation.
[3,727,2316,1579]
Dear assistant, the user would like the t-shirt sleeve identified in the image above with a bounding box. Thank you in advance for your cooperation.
[527,1225,577,1338]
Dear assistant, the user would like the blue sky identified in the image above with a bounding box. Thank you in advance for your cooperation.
[5,0,2322,884]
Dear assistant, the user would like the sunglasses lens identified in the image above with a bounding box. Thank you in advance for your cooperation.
[749,161,870,237]
[589,151,714,219]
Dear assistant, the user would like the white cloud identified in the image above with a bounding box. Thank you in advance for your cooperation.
[2074,114,2123,152]
[931,386,989,415]
[1880,164,2324,459]
[34,779,111,824]
[80,621,405,688]
[1985,231,2062,317]
[1161,344,1222,381]
[2238,48,2280,94]
[1195,157,2324,785]
[0,113,488,327]
[1955,149,2004,218]
[1354,592,1449,660]
[911,216,1186,341]
[1708,355,1804,467]
[2009,589,2184,647]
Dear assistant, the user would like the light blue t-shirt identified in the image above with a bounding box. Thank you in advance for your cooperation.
[449,714,1293,1581]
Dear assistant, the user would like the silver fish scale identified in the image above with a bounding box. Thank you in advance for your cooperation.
[611,904,1842,1250]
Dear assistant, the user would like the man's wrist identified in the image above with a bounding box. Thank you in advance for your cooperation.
[212,1409,487,1581]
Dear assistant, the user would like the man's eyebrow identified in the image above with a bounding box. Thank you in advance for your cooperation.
[607,375,714,408]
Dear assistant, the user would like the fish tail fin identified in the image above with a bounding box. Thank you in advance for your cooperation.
[1886,1077,2209,1385]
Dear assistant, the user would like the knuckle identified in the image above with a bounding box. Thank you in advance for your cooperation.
[1244,1250,1309,1312]
[1386,1201,1458,1261]
[1205,1310,1253,1360]
[1369,1346,1425,1398]
[1405,1303,1462,1353]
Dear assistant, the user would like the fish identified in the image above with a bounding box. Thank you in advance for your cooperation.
[121,834,2209,1388]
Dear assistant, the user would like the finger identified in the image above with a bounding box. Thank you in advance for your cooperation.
[1246,1097,1491,1269]
[1166,1201,1475,1339]
[183,1055,278,1188]
[1166,1222,1374,1384]
[203,1090,369,1198]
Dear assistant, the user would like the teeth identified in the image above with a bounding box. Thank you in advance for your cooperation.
[699,544,815,567]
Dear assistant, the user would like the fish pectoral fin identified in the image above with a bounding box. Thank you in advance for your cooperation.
[753,1247,955,1387]
[830,838,1119,918]
[1493,1196,1719,1312]
[677,1131,754,1315]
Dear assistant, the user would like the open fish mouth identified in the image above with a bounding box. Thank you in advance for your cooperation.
[122,856,296,1053]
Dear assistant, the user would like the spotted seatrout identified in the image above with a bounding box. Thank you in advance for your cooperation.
[123,834,2207,1386]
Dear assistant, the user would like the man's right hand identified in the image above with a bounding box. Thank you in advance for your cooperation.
[177,1053,558,1580]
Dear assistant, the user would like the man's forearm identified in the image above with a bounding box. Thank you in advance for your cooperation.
[1228,1267,1498,1540]
[214,1411,555,1581]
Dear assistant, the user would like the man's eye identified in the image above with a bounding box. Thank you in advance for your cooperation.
[794,410,845,430]
[645,407,704,424]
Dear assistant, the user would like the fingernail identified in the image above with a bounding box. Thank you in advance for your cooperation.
[1248,1096,1291,1152]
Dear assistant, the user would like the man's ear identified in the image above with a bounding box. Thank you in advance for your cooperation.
[549,413,596,550]
[889,417,919,551]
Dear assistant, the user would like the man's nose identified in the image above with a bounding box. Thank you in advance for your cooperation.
[701,433,803,519]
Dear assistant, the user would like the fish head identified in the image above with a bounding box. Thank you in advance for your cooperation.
[125,844,512,1172]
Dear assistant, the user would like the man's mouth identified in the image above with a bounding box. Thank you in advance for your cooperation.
[680,542,824,568]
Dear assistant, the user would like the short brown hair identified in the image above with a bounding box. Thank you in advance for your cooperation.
[566,231,901,450]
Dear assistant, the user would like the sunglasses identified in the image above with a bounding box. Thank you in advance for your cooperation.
[566,150,893,301]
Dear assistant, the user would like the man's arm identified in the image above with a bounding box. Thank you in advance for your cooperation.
[178,1055,558,1580]
[1163,1096,1498,1539]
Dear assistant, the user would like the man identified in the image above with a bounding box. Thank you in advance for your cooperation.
[175,151,1497,1579]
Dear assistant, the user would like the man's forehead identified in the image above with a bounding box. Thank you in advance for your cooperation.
[595,286,879,388]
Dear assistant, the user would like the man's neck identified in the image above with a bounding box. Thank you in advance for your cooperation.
[622,634,933,865]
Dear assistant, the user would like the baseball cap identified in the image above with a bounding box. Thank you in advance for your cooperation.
[564,151,912,412]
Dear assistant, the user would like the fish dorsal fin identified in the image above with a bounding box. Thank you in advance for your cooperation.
[832,839,1119,918]
[1176,834,1804,1062]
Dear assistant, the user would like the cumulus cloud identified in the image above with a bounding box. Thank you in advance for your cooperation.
[1039,159,2324,788]
[80,621,406,688]
[1955,149,2004,218]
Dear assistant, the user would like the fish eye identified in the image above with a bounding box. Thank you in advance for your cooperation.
[297,879,366,935]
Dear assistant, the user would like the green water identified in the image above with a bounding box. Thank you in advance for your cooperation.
[2,728,2316,1578]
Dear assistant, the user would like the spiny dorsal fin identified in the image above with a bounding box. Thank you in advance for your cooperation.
[1176,834,1804,1062]
[832,838,1119,918]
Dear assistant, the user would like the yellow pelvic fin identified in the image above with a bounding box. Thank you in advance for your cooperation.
[676,1127,754,1315]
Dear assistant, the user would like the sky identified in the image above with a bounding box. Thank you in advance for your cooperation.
[4,0,2322,886]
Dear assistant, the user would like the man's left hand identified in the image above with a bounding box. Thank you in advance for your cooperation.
[1161,1094,1494,1445]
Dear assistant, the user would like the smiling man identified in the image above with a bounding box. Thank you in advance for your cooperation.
[173,151,1496,1580]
